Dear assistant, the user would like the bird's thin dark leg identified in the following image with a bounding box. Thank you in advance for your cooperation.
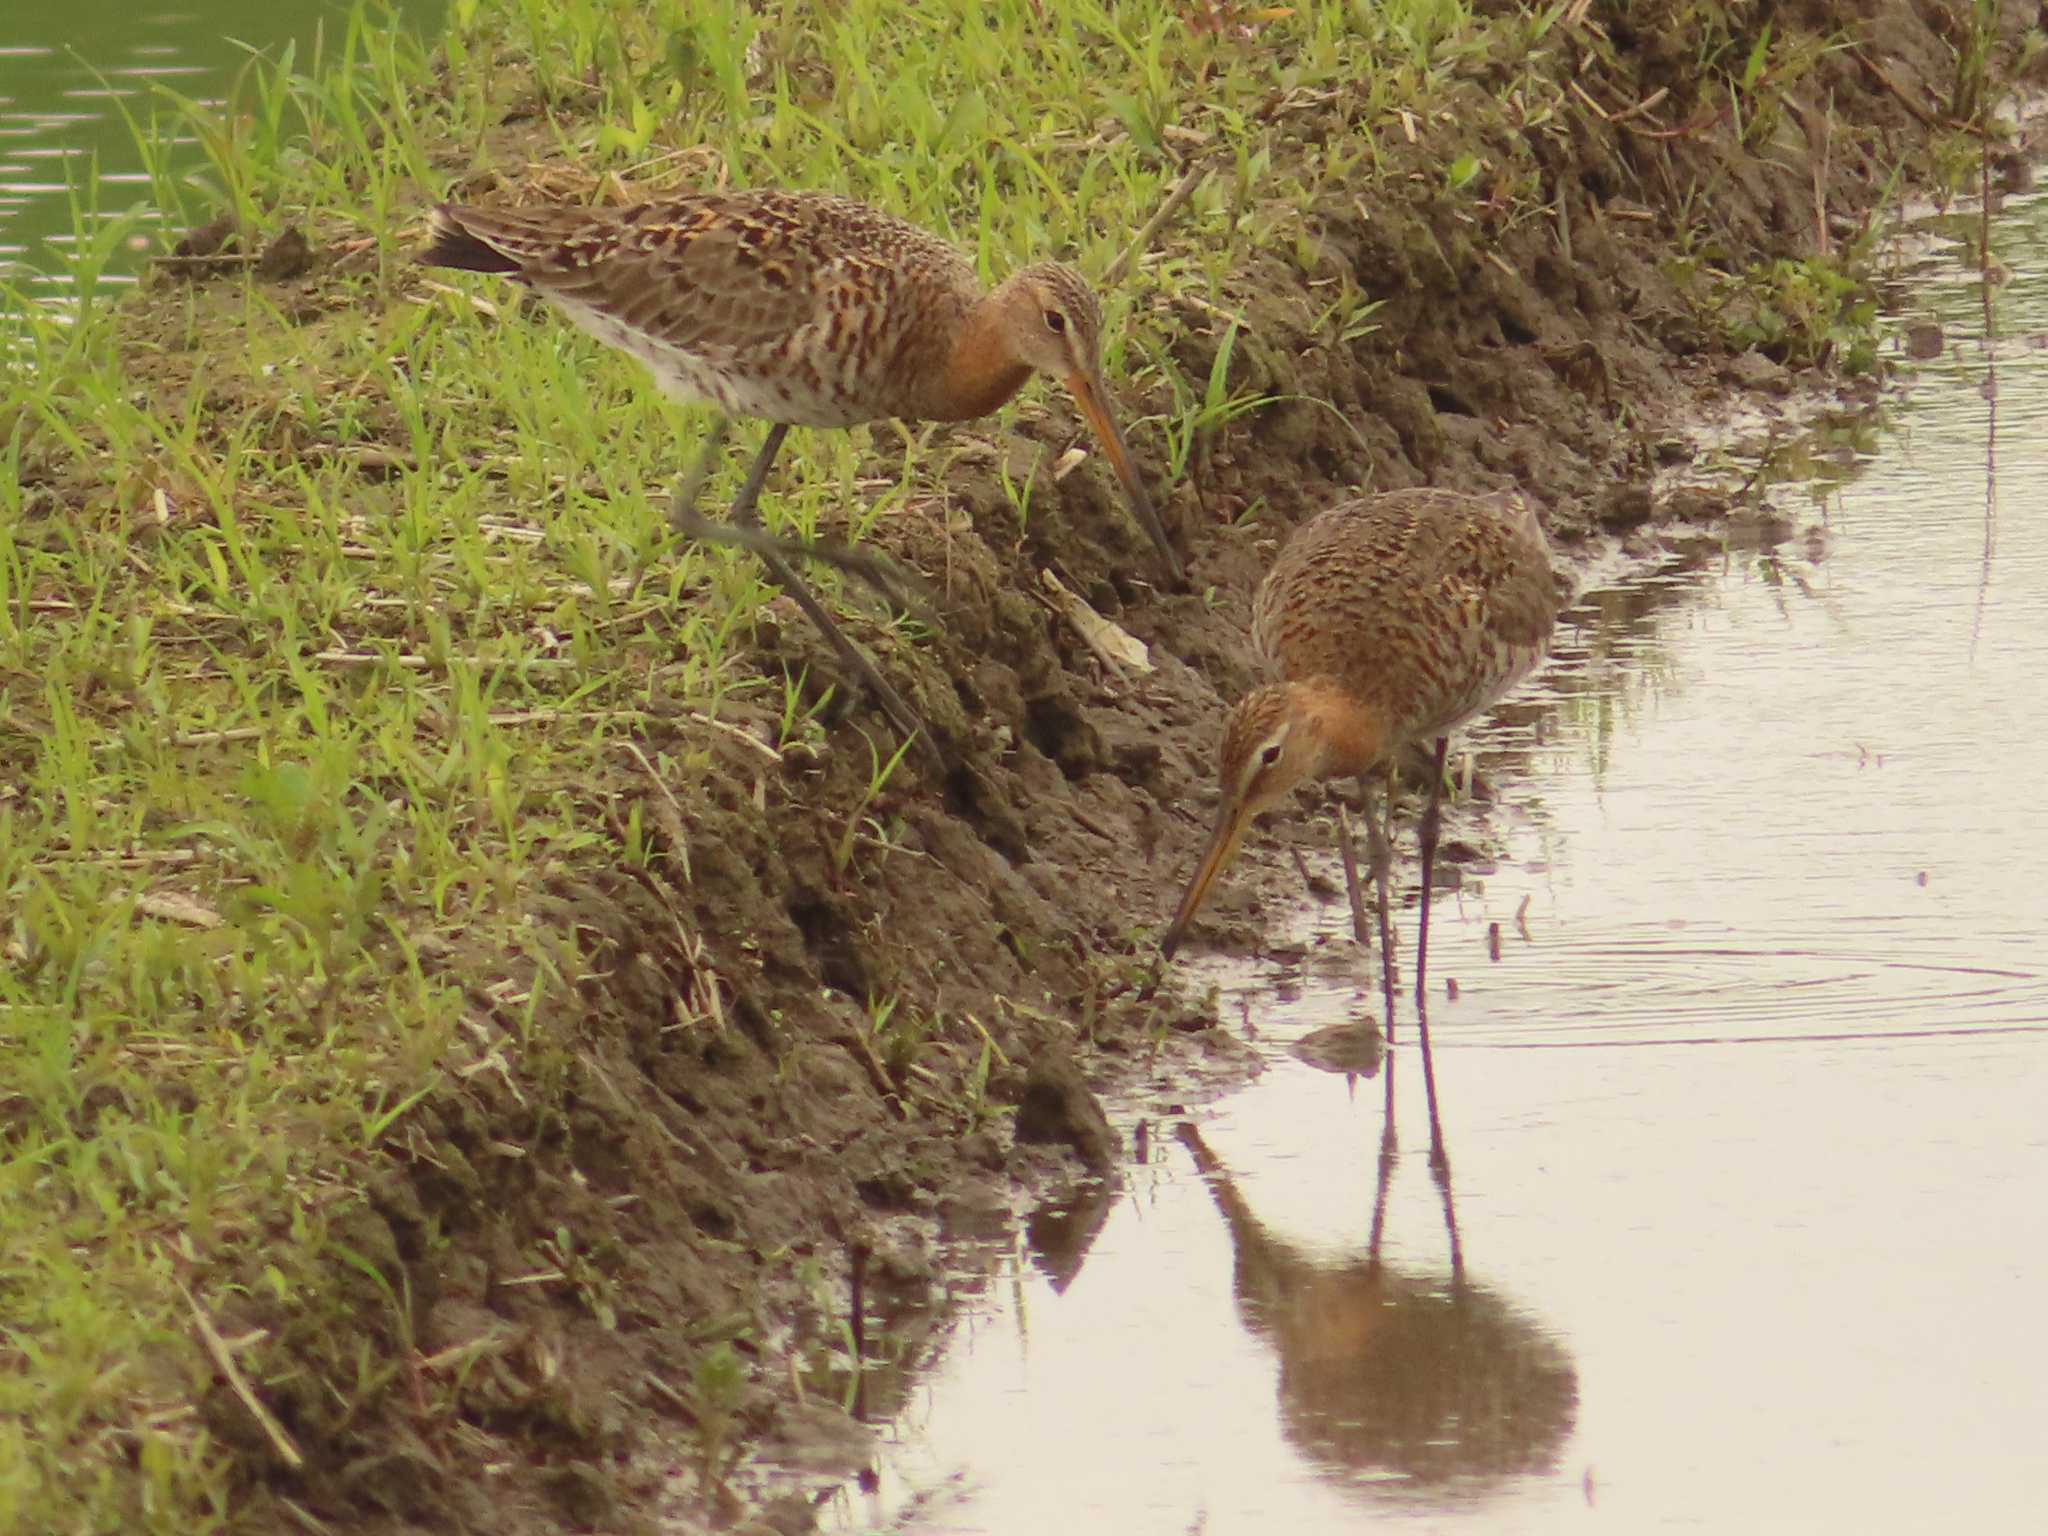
[674,502,925,610]
[1367,1043,1397,1268]
[1415,991,1458,1244]
[1362,768,1399,1041]
[1335,801,1372,949]
[1436,1153,1465,1281]
[1409,741,1456,1192]
[669,417,922,610]
[1412,736,1451,1010]
[667,416,733,531]
[678,423,939,764]
[719,421,789,532]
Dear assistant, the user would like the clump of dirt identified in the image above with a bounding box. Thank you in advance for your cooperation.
[39,2,2036,1531]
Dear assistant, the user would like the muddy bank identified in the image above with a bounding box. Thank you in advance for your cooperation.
[22,1,2038,1531]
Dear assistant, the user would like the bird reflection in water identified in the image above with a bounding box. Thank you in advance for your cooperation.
[1173,1018,1577,1494]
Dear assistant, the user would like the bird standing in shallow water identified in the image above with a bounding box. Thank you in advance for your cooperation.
[417,189,1183,757]
[1159,487,1559,1015]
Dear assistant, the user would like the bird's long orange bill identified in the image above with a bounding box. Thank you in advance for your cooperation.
[1065,368,1185,588]
[1160,800,1252,961]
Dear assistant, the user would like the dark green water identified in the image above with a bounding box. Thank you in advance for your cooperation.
[0,0,444,296]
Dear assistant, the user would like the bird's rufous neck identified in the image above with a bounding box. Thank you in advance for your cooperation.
[1292,676,1384,779]
[929,300,1033,422]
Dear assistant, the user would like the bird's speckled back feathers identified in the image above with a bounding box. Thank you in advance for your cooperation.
[421,191,989,427]
[1251,487,1560,746]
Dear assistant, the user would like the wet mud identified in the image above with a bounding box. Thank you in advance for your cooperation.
[19,1,2043,1530]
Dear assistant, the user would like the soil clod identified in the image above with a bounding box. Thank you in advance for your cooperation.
[1014,1048,1121,1172]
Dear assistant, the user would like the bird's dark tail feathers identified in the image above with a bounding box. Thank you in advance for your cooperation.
[416,205,522,274]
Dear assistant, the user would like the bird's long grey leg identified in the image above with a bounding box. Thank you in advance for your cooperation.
[1412,736,1452,1010]
[722,421,791,532]
[1367,1050,1397,1269]
[1335,800,1372,948]
[686,423,941,766]
[669,417,922,609]
[1363,767,1399,1041]
[667,416,734,532]
[1416,989,1457,1205]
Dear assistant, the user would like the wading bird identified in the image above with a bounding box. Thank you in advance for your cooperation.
[1159,488,1559,1012]
[418,190,1182,756]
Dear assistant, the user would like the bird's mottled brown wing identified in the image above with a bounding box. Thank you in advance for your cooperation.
[1252,487,1559,742]
[424,191,981,423]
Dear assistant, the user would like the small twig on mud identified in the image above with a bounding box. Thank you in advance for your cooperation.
[1851,47,1941,132]
[152,252,263,269]
[1103,161,1211,288]
[689,708,783,762]
[179,1281,304,1470]
[408,279,501,318]
[644,1370,700,1422]
[840,1027,908,1118]
[1617,109,1725,142]
[479,707,651,729]
[1066,802,1123,844]
[618,739,691,823]
[964,1012,1012,1071]
[33,847,208,868]
[277,1498,339,1536]
[614,738,697,879]
[1289,845,1320,895]
[1573,73,1720,141]
[1567,78,1612,121]
[1607,86,1671,126]
[311,650,574,671]
[1174,289,1253,331]
[92,726,264,755]
[1810,92,1833,259]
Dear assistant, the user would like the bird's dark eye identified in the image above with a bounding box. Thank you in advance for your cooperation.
[1259,743,1283,768]
[1043,309,1067,334]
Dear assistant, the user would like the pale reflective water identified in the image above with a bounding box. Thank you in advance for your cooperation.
[0,0,440,295]
[824,195,2048,1532]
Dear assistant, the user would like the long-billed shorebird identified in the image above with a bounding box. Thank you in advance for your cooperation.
[1159,488,1559,1013]
[418,189,1183,755]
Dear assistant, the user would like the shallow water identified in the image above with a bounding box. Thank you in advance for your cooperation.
[821,196,2048,1533]
[0,0,442,296]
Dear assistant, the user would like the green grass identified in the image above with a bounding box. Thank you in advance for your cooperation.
[0,0,1904,1526]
